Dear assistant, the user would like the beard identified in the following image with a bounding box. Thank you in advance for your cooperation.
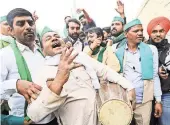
[111,28,123,37]
[69,33,79,41]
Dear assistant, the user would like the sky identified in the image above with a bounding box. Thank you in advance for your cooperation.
[0,0,144,36]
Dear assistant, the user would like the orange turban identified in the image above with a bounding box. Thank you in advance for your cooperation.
[147,16,170,36]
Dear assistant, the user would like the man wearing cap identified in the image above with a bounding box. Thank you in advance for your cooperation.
[111,0,127,50]
[0,15,14,49]
[77,8,96,32]
[147,16,170,125]
[115,19,162,125]
[0,8,58,124]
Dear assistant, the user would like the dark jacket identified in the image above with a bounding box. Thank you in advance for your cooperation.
[149,39,170,93]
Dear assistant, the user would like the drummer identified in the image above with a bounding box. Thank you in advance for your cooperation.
[25,27,135,125]
[115,19,162,125]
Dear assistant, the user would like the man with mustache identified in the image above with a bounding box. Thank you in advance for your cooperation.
[63,18,84,52]
[26,27,135,125]
[147,16,170,125]
[115,19,162,125]
[111,0,128,50]
[0,8,57,124]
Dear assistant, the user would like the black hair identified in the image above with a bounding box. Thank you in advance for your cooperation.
[87,27,104,40]
[64,16,71,21]
[102,27,111,34]
[7,8,34,28]
[66,18,81,29]
[79,14,85,20]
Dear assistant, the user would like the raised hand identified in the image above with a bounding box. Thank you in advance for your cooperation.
[76,8,84,14]
[32,11,39,22]
[115,0,125,17]
[54,47,78,85]
[48,47,79,95]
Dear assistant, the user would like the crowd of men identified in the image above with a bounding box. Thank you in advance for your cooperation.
[0,1,170,125]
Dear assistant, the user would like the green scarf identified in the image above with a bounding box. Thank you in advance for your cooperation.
[112,33,126,44]
[10,40,44,122]
[92,42,106,63]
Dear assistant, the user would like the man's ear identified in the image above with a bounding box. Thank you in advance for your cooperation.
[9,27,14,37]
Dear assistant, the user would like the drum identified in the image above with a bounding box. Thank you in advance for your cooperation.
[96,82,133,125]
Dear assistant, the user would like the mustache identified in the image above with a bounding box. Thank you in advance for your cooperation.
[111,28,117,31]
[51,39,61,48]
[72,33,78,36]
[154,36,163,39]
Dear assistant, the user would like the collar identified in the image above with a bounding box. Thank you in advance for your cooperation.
[125,42,140,54]
[16,41,39,53]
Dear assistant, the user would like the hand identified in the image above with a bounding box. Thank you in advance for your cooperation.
[115,0,125,17]
[24,120,32,125]
[159,67,169,79]
[55,47,79,85]
[76,8,84,14]
[106,39,113,46]
[154,103,162,118]
[90,39,101,50]
[32,11,39,22]
[16,80,42,104]
[65,41,72,49]
[128,89,136,110]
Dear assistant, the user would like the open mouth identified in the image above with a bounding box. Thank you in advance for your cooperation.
[52,41,61,48]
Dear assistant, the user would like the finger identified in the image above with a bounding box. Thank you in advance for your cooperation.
[28,88,38,100]
[31,94,38,100]
[64,47,74,60]
[119,0,124,6]
[27,89,34,97]
[24,94,31,104]
[117,0,120,6]
[67,52,78,64]
[33,83,42,91]
[30,86,41,95]
[158,111,162,117]
[72,63,82,69]
[154,109,158,117]
[61,47,67,59]
[115,8,118,12]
